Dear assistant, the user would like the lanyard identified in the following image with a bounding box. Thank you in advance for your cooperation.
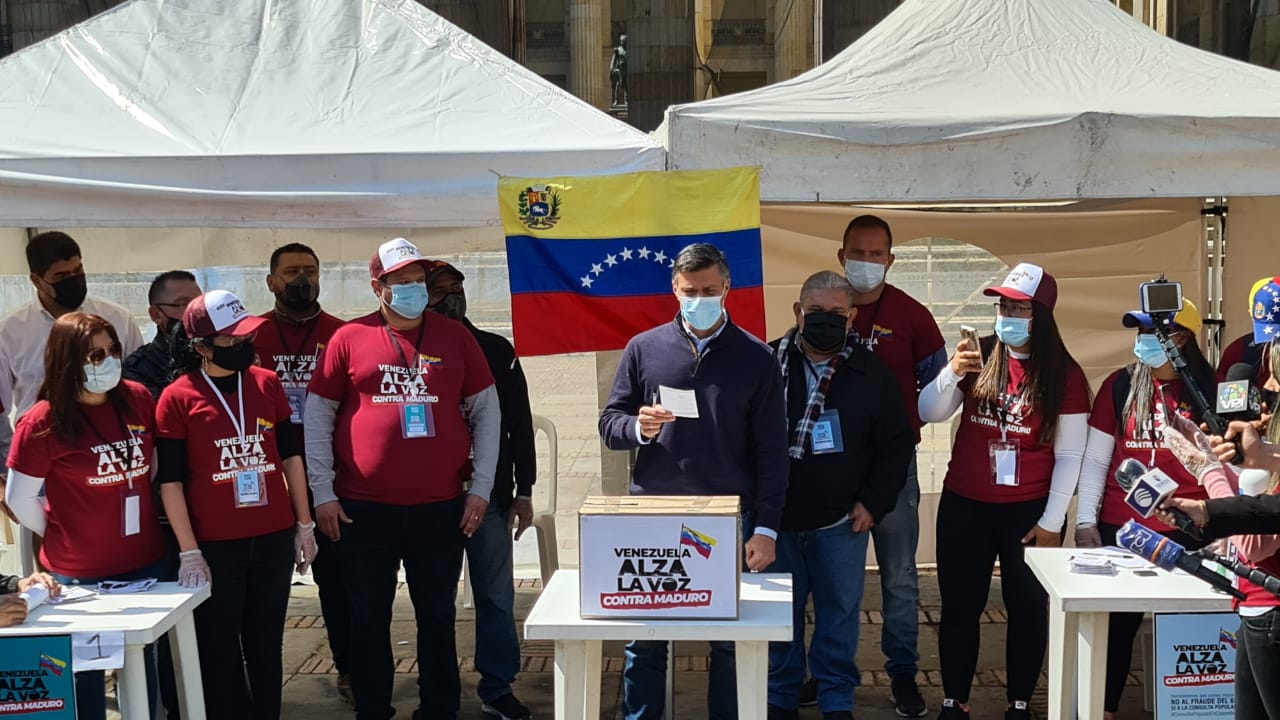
[82,405,138,490]
[274,315,318,360]
[202,370,246,445]
[381,315,427,372]
[852,297,884,345]
[996,350,1024,444]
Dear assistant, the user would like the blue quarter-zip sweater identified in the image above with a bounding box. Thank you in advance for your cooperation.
[599,317,790,533]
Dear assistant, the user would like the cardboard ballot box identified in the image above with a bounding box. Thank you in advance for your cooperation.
[578,495,741,620]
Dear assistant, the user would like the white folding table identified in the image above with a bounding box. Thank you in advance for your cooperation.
[1025,548,1232,720]
[524,569,792,720]
[0,582,211,719]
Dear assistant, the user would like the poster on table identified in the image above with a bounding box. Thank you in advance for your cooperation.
[0,635,75,717]
[1153,612,1238,719]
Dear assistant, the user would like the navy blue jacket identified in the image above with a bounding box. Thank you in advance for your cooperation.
[599,317,790,533]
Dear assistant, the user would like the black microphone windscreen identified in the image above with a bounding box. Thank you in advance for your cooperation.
[1226,363,1256,382]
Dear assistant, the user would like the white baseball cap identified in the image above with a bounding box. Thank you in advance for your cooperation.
[369,237,430,279]
[182,289,266,338]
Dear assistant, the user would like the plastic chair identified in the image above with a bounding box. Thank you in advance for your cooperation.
[459,414,560,607]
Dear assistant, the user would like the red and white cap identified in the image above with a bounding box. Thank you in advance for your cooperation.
[983,262,1058,310]
[183,289,266,339]
[369,237,430,280]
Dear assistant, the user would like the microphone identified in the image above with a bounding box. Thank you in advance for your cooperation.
[1115,520,1244,599]
[1194,547,1280,599]
[1217,363,1263,423]
[1114,458,1204,543]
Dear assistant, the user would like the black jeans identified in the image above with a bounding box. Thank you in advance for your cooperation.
[1097,522,1203,712]
[309,491,351,675]
[936,490,1048,704]
[337,497,466,720]
[1237,608,1280,720]
[194,527,295,720]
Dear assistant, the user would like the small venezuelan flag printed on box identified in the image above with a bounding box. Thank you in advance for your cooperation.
[499,167,764,357]
[680,524,717,559]
[39,653,67,676]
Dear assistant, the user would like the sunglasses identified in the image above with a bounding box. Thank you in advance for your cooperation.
[87,342,123,364]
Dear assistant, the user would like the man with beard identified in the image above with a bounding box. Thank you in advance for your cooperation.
[253,242,350,704]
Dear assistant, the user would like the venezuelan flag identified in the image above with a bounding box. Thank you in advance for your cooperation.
[39,653,67,676]
[1220,627,1237,648]
[256,418,274,433]
[499,167,765,357]
[680,524,717,559]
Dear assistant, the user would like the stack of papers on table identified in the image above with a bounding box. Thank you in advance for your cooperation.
[19,584,96,611]
[1069,555,1119,576]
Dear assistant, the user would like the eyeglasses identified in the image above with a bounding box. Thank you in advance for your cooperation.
[994,301,1034,318]
[86,342,122,364]
[207,332,255,348]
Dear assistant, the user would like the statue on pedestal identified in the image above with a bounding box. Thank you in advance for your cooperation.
[610,34,628,107]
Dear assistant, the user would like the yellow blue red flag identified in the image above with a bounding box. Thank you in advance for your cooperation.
[498,167,764,356]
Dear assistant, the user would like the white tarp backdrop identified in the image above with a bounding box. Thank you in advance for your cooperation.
[660,0,1280,202]
[0,0,664,228]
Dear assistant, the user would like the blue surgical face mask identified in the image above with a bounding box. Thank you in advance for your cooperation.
[680,295,724,331]
[994,315,1032,348]
[1133,333,1169,368]
[383,280,429,319]
[82,356,122,394]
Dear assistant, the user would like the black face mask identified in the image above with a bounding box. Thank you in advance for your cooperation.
[801,311,849,353]
[280,275,319,311]
[48,274,88,310]
[210,340,256,373]
[430,292,467,322]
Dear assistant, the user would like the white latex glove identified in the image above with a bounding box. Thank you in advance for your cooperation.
[178,550,211,588]
[295,522,318,574]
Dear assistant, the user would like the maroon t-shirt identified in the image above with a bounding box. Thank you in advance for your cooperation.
[156,367,295,542]
[307,311,495,505]
[944,358,1091,503]
[1090,370,1208,530]
[7,381,164,577]
[850,284,945,442]
[253,311,345,424]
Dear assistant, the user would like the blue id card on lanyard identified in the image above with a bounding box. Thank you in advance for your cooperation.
[811,410,844,454]
[401,403,436,438]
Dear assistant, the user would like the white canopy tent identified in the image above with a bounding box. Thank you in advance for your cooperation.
[660,0,1280,202]
[0,0,664,228]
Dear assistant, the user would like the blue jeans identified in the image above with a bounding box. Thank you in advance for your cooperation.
[768,518,870,712]
[466,500,521,703]
[337,497,465,720]
[870,454,921,677]
[51,562,164,720]
[622,513,754,720]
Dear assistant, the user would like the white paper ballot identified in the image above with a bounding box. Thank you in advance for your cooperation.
[15,583,94,611]
[658,386,699,419]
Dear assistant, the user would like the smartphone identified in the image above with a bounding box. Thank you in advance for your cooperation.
[960,325,984,367]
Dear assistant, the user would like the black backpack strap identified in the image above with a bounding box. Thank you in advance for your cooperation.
[1113,366,1132,424]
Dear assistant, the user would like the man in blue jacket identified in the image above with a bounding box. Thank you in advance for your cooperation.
[599,242,790,720]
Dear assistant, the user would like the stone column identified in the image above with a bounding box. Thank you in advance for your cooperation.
[568,0,610,109]
[773,0,813,82]
[626,0,695,132]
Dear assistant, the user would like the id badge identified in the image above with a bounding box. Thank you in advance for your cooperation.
[122,491,141,537]
[235,470,266,508]
[285,386,307,424]
[401,403,436,439]
[989,440,1020,486]
[811,410,845,455]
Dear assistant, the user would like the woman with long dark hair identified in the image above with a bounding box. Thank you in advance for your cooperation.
[918,264,1091,720]
[1074,301,1213,718]
[156,289,315,720]
[4,312,165,720]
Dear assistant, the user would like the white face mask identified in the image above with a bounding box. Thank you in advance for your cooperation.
[844,259,887,293]
[83,356,122,394]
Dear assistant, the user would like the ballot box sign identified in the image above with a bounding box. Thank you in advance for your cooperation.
[0,635,75,717]
[1153,612,1238,719]
[579,495,741,619]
